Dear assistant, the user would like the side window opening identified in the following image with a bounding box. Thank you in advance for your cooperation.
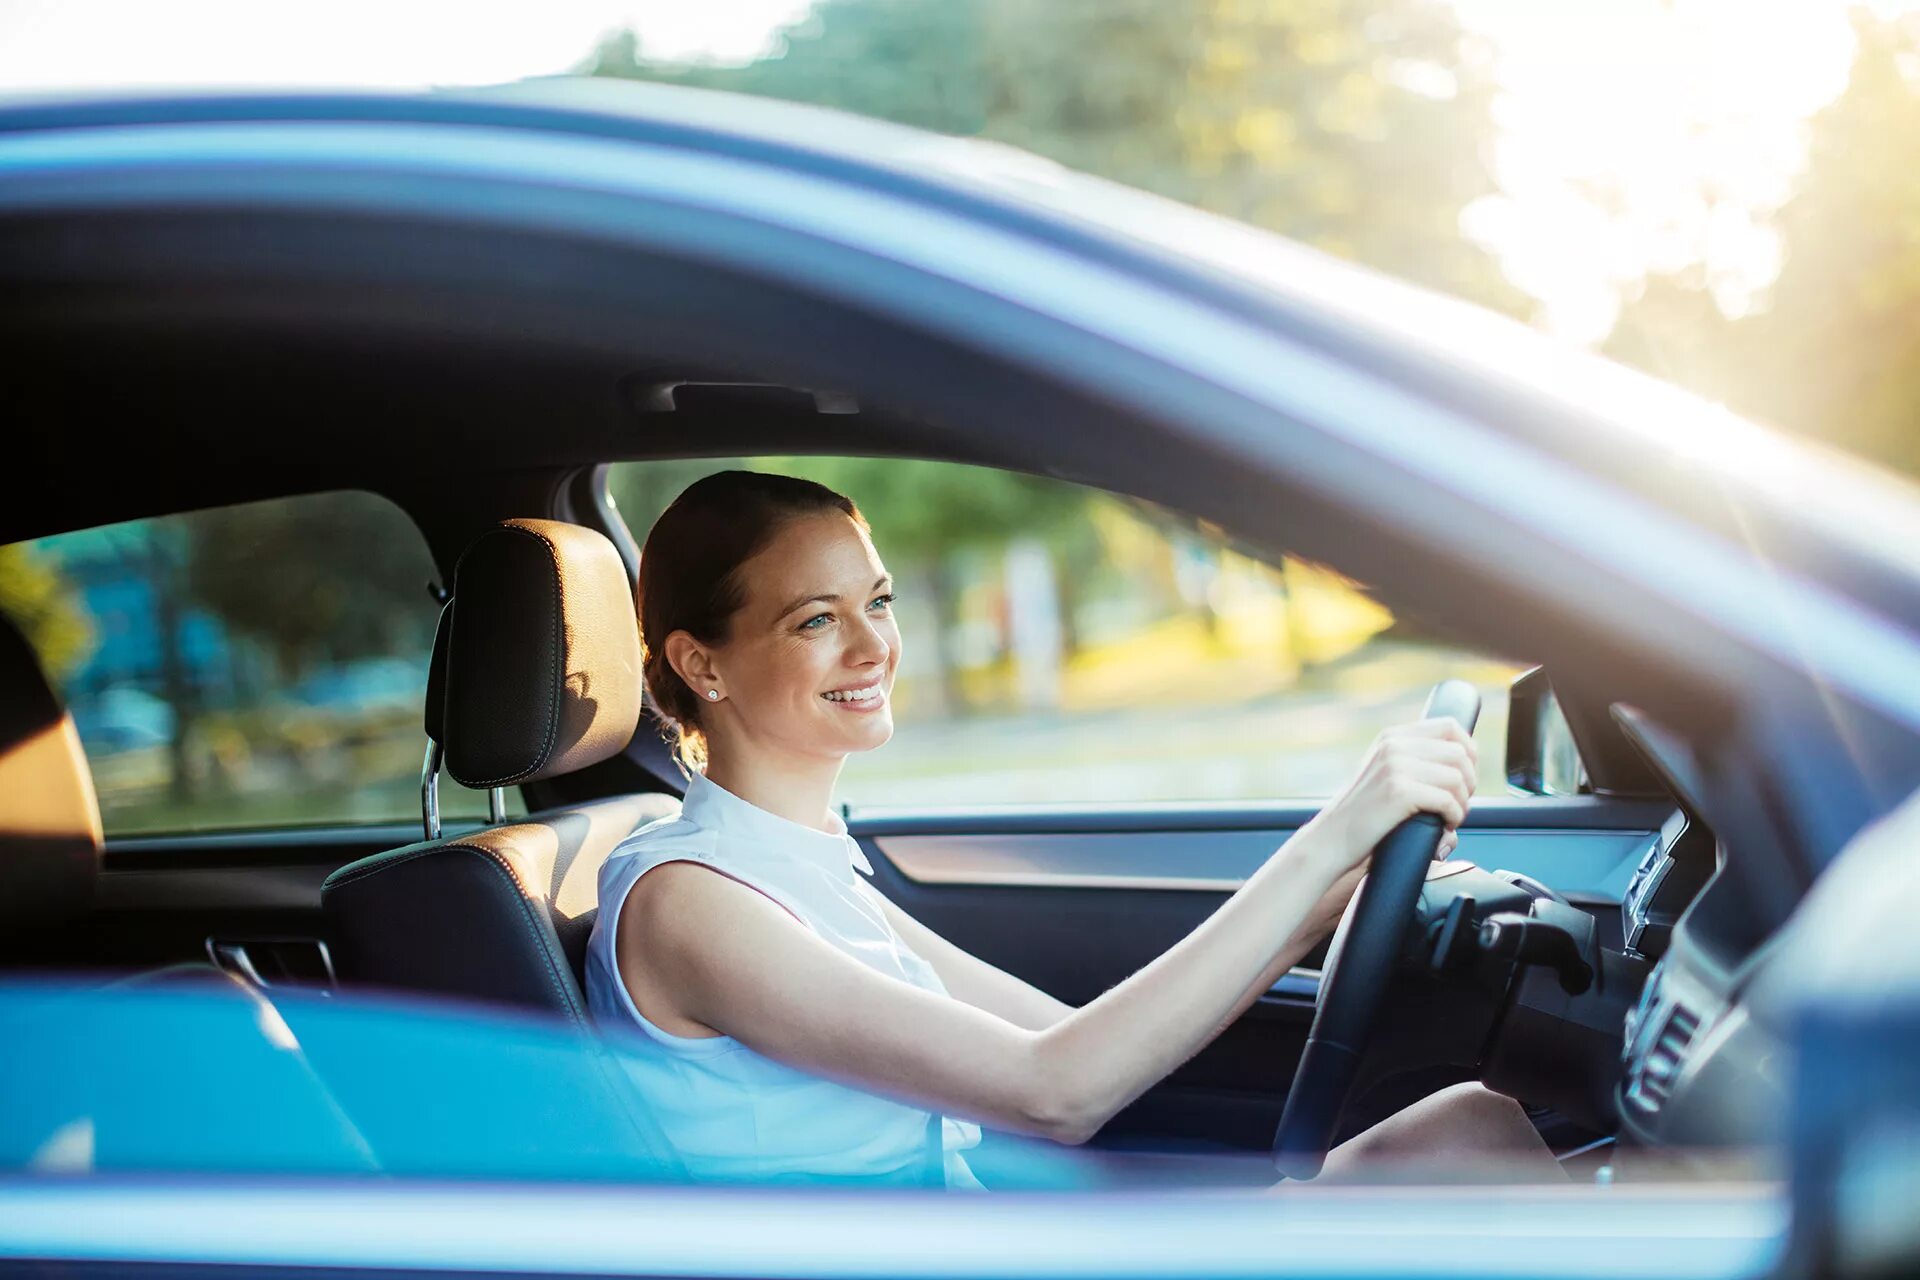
[609,457,1530,807]
[0,491,522,835]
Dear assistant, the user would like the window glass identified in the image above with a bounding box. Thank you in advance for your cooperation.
[1,492,516,834]
[609,459,1528,807]
[1538,687,1590,797]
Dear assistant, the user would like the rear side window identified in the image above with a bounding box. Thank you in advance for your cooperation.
[0,491,508,834]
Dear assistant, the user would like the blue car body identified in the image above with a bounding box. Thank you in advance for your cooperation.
[4,80,1919,1279]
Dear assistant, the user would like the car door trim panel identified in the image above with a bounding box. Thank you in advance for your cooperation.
[870,826,1658,901]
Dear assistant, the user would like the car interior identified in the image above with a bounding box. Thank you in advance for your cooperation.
[1,127,1839,1189]
[1,411,1773,1189]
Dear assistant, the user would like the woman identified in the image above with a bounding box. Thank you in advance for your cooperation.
[584,471,1554,1188]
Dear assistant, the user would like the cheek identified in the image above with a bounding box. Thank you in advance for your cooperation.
[771,635,836,699]
[734,636,814,705]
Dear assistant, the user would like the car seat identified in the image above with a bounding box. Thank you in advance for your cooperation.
[0,611,101,966]
[322,519,679,1024]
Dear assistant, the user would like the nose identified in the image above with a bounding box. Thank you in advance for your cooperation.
[849,613,891,667]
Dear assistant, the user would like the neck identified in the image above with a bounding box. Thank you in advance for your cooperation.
[701,738,846,834]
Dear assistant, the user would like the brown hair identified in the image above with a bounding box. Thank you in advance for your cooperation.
[637,470,867,774]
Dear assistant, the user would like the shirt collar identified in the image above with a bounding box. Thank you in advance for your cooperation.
[681,772,874,878]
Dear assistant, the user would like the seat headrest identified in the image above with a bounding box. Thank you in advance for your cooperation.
[437,520,642,789]
[0,612,100,935]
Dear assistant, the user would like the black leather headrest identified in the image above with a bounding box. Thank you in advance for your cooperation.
[436,520,642,789]
[0,612,100,935]
[424,598,452,746]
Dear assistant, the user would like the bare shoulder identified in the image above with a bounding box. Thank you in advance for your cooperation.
[614,859,796,1038]
[623,857,723,915]
[624,859,772,947]
[620,859,808,972]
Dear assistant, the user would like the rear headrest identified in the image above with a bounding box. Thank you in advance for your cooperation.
[437,520,642,789]
[0,612,100,935]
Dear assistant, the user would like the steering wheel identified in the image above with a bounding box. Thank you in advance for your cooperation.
[1271,679,1482,1179]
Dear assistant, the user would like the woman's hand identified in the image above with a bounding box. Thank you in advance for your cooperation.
[1292,717,1478,923]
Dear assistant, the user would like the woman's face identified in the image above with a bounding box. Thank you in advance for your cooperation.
[704,511,901,761]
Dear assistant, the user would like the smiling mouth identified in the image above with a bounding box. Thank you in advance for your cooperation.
[821,685,885,705]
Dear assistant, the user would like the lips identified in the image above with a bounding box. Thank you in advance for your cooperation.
[821,677,886,707]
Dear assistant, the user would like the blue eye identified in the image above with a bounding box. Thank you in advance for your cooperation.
[798,594,891,634]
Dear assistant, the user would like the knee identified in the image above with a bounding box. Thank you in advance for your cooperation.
[1434,1080,1523,1114]
[1426,1082,1534,1143]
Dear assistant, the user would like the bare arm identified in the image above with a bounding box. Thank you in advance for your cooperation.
[619,720,1475,1145]
[867,891,1074,1031]
[866,844,1450,1037]
[866,870,1376,1036]
[622,834,1342,1144]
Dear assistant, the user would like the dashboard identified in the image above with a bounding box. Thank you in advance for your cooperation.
[1611,710,1792,1155]
[1620,809,1710,960]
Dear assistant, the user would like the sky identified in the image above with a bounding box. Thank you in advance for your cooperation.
[0,0,1889,345]
[1452,0,1866,342]
[0,1,813,86]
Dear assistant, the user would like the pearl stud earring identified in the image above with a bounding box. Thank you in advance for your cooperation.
[706,689,719,701]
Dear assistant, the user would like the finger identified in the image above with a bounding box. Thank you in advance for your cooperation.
[1396,779,1467,829]
[1380,737,1477,790]
[1383,735,1474,762]
[1395,759,1475,810]
[1436,830,1459,860]
[1405,717,1476,750]
[1415,733,1478,797]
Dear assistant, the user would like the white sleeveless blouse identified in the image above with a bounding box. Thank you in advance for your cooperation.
[584,772,983,1188]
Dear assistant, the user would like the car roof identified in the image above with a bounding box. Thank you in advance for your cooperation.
[4,81,1915,586]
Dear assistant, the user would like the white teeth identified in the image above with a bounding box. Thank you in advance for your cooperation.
[823,686,882,703]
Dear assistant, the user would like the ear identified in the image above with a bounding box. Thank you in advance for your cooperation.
[663,629,719,697]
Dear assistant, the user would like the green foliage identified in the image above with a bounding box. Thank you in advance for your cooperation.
[0,542,95,684]
[180,492,439,680]
[1736,11,1920,475]
[609,457,750,548]
[771,457,1087,559]
[609,455,1088,567]
[1609,9,1920,479]
[583,0,1523,312]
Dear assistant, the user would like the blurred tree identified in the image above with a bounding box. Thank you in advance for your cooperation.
[141,527,199,803]
[0,542,95,685]
[777,457,1092,711]
[1608,9,1920,479]
[181,493,439,682]
[583,0,1523,312]
[78,521,206,804]
[770,457,1084,569]
[1731,10,1920,476]
[609,457,752,544]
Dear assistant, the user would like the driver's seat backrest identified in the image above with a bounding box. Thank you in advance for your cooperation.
[321,519,678,1023]
[0,610,101,962]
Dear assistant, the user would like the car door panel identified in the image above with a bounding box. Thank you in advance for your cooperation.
[854,795,1667,1150]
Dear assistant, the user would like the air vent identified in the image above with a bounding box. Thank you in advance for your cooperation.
[1624,1004,1701,1118]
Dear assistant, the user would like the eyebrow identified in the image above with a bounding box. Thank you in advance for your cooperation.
[774,575,892,622]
